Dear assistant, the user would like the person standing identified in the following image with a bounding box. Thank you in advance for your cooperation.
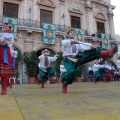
[38,49,58,88]
[88,64,94,82]
[117,56,120,73]
[61,28,118,94]
[9,47,18,88]
[0,22,13,95]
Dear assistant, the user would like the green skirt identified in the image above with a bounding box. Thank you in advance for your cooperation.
[61,47,102,84]
[95,68,108,81]
[39,67,55,82]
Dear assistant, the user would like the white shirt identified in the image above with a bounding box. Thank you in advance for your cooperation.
[88,66,93,71]
[60,64,67,73]
[102,64,111,70]
[92,64,102,72]
[0,33,14,49]
[38,54,57,69]
[117,59,120,69]
[61,39,92,57]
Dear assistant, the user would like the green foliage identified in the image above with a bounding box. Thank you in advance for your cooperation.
[108,59,117,70]
[23,51,38,77]
[54,51,63,77]
[76,65,85,77]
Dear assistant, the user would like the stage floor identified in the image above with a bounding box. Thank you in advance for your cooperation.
[0,82,120,120]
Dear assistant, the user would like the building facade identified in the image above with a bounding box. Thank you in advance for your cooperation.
[0,0,117,83]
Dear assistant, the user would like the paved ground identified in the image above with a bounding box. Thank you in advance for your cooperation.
[0,82,120,120]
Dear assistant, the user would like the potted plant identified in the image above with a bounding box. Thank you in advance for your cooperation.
[54,51,63,83]
[23,51,38,84]
[76,65,85,82]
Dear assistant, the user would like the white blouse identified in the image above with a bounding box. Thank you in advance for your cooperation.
[0,33,14,49]
[92,64,102,72]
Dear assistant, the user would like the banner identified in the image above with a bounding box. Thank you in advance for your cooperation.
[43,23,56,44]
[76,29,84,42]
[2,17,18,37]
[101,33,110,49]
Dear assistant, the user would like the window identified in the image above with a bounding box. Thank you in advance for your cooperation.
[71,16,81,29]
[97,22,105,38]
[3,2,19,18]
[40,9,52,27]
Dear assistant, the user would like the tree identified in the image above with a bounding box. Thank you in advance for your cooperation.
[23,51,38,77]
[54,51,63,77]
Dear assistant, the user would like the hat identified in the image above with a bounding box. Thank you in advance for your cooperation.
[42,49,50,54]
[64,28,77,39]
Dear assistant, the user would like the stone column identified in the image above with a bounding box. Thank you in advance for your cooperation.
[85,0,93,36]
[107,7,115,40]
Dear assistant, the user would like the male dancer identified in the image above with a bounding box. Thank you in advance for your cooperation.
[38,49,58,88]
[61,28,118,93]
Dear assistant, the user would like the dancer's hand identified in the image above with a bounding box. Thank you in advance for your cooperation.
[91,45,96,49]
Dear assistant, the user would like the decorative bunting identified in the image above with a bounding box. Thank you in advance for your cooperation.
[43,23,56,44]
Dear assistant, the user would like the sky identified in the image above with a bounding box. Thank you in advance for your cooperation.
[111,0,120,35]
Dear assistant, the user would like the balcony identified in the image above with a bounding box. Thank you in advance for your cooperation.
[0,15,70,33]
[0,15,114,41]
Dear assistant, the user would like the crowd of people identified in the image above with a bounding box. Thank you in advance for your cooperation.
[88,58,120,83]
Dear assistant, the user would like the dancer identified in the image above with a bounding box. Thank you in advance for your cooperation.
[117,56,120,73]
[61,28,118,93]
[0,22,13,95]
[88,64,94,82]
[9,47,18,88]
[38,49,58,88]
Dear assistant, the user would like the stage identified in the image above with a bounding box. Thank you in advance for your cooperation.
[0,82,120,120]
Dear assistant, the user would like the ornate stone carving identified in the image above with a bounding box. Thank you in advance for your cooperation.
[37,0,55,8]
[85,0,93,10]
[95,13,105,20]
[69,5,83,14]
[108,7,114,18]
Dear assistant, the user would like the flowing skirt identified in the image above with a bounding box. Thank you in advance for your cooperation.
[0,46,12,77]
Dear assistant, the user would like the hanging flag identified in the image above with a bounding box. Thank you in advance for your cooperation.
[2,17,18,37]
[76,29,84,42]
[101,33,110,49]
[43,23,56,44]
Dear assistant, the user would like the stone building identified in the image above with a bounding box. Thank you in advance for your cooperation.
[0,0,117,83]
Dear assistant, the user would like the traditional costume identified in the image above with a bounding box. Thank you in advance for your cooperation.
[117,56,120,72]
[38,49,58,88]
[9,48,18,88]
[88,64,94,82]
[0,23,13,95]
[61,28,118,93]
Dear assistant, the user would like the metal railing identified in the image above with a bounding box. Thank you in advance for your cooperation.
[0,15,70,32]
[0,15,115,40]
